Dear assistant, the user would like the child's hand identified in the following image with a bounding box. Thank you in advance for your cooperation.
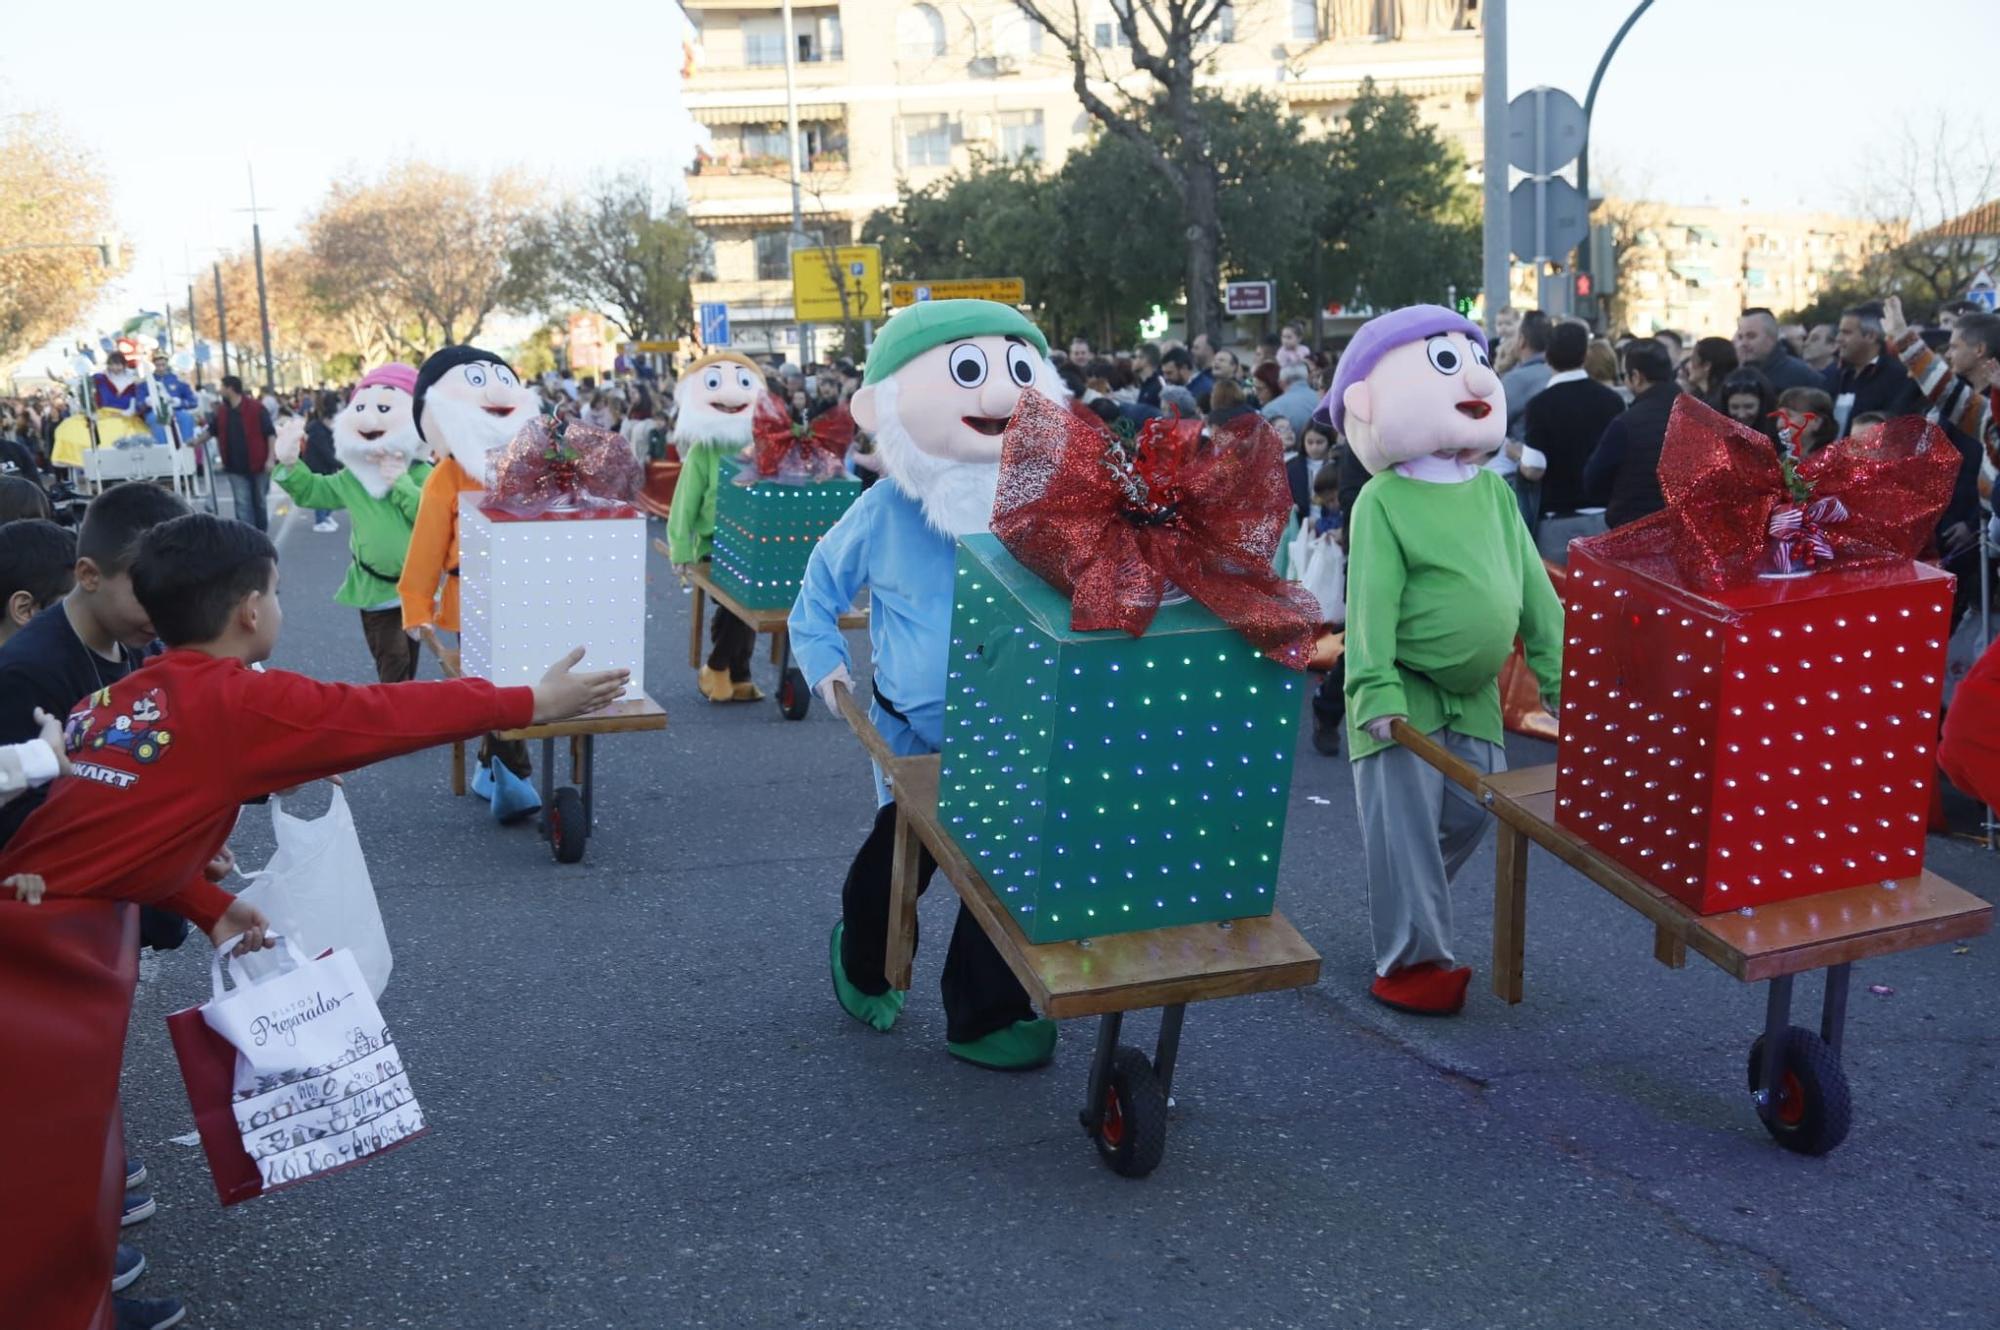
[210,897,273,954]
[204,847,236,882]
[32,707,70,778]
[7,874,45,905]
[1364,714,1404,744]
[531,647,630,723]
[273,416,305,466]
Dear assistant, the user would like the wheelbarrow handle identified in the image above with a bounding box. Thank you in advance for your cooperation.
[418,626,463,680]
[830,681,901,771]
[1389,718,1483,794]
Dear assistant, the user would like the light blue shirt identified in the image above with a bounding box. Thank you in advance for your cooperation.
[789,481,959,802]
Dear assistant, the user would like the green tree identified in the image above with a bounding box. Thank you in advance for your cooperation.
[512,174,707,341]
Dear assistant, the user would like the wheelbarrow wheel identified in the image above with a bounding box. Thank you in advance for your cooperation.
[549,786,587,864]
[1090,1046,1168,1178]
[1747,1026,1850,1156]
[779,666,811,721]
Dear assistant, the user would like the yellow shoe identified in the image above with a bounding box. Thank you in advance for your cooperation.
[731,681,766,703]
[697,665,735,701]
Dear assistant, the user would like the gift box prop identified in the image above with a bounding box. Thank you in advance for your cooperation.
[460,418,647,700]
[710,396,861,612]
[1556,399,1960,915]
[938,391,1321,944]
[168,938,426,1205]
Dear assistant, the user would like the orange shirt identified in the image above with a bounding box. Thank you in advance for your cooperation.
[398,455,482,632]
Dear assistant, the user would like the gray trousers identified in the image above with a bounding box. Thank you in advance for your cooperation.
[1534,511,1608,564]
[1352,729,1504,975]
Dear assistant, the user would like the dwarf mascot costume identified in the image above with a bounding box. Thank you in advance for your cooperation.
[789,300,1065,1070]
[666,350,766,702]
[399,345,543,788]
[1332,305,1564,1016]
[274,362,432,682]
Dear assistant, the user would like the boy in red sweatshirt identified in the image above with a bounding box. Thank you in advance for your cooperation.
[0,514,628,1330]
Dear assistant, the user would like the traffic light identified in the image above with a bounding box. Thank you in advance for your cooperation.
[1573,271,1595,300]
[1454,294,1475,317]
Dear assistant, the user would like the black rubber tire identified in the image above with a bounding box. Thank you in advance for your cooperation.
[549,787,587,864]
[1747,1025,1851,1156]
[779,667,811,720]
[1090,1046,1169,1178]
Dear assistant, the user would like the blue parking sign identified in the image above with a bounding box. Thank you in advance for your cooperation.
[699,302,731,347]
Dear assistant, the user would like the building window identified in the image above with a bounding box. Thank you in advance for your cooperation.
[800,12,842,61]
[901,113,953,168]
[898,3,947,59]
[1093,1,1131,48]
[995,11,1043,58]
[997,110,1045,163]
[1195,3,1236,43]
[1291,0,1321,39]
[743,17,787,67]
[754,229,825,282]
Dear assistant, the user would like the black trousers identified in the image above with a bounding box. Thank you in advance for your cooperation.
[839,801,1035,1045]
[702,559,756,682]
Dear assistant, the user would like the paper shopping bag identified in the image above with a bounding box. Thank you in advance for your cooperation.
[168,937,427,1206]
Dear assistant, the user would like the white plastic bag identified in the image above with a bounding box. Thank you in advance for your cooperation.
[239,785,392,998]
[1298,532,1345,626]
[1285,520,1316,584]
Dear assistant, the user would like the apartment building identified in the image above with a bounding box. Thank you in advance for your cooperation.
[682,0,1484,353]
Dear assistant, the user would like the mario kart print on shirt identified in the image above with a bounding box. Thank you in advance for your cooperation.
[64,686,174,787]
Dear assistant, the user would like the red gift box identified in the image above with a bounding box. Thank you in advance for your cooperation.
[1555,547,1954,914]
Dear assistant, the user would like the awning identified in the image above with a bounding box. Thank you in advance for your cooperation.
[692,102,844,126]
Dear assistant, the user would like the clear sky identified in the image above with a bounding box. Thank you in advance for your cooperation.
[2,0,1993,333]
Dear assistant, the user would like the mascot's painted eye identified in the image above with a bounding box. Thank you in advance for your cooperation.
[351,402,366,412]
[376,403,391,413]
[704,370,723,391]
[1005,344,1036,387]
[737,369,759,391]
[462,365,487,388]
[492,365,518,387]
[1471,345,1491,369]
[948,344,988,387]
[1425,336,1463,376]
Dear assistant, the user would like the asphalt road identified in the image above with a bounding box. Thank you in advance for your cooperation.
[117,497,2000,1330]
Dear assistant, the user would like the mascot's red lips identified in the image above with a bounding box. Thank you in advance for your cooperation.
[962,415,1010,436]
[1455,400,1492,420]
[713,402,748,414]
[482,405,515,417]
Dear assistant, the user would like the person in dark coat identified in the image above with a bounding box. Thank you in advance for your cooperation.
[1286,421,1336,520]
[1733,309,1823,392]
[1582,339,1683,529]
[301,390,343,532]
[1523,321,1627,561]
[1206,377,1258,430]
[1823,302,1917,437]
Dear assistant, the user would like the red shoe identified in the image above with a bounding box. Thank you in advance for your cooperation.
[1369,962,1472,1016]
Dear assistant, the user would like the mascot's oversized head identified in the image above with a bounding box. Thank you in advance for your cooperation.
[413,345,539,480]
[334,362,423,498]
[849,300,1061,536]
[671,351,765,449]
[1318,305,1504,477]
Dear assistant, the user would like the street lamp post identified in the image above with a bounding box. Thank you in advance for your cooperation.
[1480,0,1509,337]
[213,262,231,379]
[242,166,277,392]
[1573,0,1657,319]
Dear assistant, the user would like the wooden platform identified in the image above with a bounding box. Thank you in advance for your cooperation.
[1481,763,1993,1000]
[879,754,1322,1021]
[497,695,668,742]
[653,542,867,667]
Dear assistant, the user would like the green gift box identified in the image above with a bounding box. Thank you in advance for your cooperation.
[938,533,1303,944]
[709,461,862,611]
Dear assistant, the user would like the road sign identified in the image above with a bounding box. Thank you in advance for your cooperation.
[1506,86,1586,176]
[1509,176,1588,263]
[699,300,732,347]
[1225,280,1274,316]
[791,245,882,322]
[632,339,681,353]
[1967,268,1997,312]
[887,278,1026,309]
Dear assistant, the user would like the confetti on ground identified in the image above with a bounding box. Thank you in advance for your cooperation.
[1868,984,1897,997]
[1953,946,1972,955]
[1307,796,1331,805]
[171,1131,202,1147]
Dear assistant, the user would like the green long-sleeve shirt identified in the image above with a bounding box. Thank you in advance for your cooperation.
[665,444,729,564]
[274,460,432,609]
[1343,467,1563,760]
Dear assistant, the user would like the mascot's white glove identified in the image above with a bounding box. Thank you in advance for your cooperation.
[816,664,854,714]
[1364,714,1404,745]
[376,451,409,485]
[273,416,305,467]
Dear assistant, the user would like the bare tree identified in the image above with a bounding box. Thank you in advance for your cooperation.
[514,174,707,343]
[1853,119,1999,306]
[1011,0,1232,339]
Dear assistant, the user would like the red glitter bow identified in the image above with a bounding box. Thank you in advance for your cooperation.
[1582,395,1958,591]
[1769,407,1818,456]
[740,392,853,484]
[990,389,1320,668]
[485,416,643,516]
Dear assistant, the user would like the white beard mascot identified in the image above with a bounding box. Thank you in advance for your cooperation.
[665,350,764,702]
[272,362,431,681]
[787,300,1068,1071]
[398,345,545,804]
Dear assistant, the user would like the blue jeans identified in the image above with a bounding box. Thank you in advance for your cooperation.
[222,471,268,531]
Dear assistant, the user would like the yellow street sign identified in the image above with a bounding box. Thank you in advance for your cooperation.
[887,278,1027,309]
[631,340,680,353]
[791,245,883,322]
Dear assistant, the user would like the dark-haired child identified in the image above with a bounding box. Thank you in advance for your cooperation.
[0,513,628,1330]
[0,473,51,522]
[0,517,76,645]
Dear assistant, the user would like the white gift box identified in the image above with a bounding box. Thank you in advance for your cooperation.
[458,503,646,700]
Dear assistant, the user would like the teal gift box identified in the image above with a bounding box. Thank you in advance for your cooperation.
[709,461,862,611]
[938,533,1303,944]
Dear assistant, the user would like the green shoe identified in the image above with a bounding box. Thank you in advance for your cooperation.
[946,1018,1058,1071]
[829,921,904,1033]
